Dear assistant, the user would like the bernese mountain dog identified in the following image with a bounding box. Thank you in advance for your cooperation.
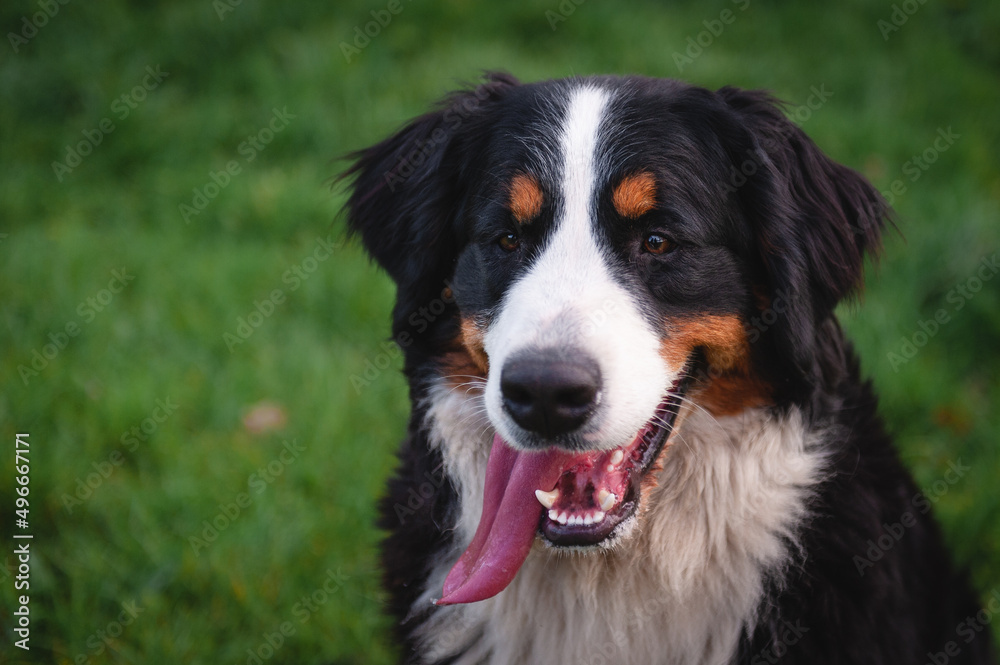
[341,72,992,665]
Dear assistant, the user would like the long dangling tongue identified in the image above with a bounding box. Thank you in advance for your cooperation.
[436,434,575,605]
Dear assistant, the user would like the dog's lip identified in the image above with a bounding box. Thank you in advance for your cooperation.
[538,369,692,548]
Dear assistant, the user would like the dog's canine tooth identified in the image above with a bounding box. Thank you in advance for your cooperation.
[598,489,616,512]
[607,449,625,471]
[535,488,559,509]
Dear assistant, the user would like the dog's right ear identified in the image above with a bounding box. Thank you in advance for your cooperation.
[339,73,518,300]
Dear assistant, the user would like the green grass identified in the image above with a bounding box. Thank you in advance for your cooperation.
[1,0,998,662]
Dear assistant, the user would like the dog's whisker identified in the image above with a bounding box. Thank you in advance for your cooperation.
[441,374,488,383]
[668,395,738,451]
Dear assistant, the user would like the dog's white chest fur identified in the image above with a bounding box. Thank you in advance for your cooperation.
[416,386,825,665]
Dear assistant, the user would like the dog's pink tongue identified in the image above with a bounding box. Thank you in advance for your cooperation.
[436,434,574,605]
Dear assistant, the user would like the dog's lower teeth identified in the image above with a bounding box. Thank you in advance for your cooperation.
[598,489,616,512]
[547,510,607,527]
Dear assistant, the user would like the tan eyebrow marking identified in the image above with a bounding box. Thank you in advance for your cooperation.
[508,173,544,224]
[612,171,657,219]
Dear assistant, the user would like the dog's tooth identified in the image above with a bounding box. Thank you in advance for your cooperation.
[558,512,569,525]
[548,509,559,521]
[594,511,605,522]
[598,489,616,512]
[583,513,594,526]
[535,488,559,509]
[610,449,625,466]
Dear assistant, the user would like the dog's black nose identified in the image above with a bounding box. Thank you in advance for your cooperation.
[500,351,601,439]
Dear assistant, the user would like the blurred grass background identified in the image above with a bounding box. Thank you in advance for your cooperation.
[1,0,999,662]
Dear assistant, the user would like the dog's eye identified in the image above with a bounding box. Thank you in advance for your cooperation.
[642,233,672,255]
[498,232,521,252]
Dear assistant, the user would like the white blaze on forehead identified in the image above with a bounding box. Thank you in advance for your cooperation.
[483,84,676,450]
[561,85,607,236]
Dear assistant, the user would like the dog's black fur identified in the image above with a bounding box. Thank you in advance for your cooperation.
[341,72,991,664]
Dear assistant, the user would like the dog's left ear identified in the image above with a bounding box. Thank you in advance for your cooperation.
[339,72,519,328]
[716,86,890,385]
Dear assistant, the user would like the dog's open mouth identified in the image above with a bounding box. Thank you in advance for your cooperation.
[538,391,684,547]
[436,370,691,606]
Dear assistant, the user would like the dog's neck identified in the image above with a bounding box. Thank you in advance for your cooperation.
[415,381,825,665]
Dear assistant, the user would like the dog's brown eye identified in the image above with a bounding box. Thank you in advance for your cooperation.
[498,232,520,252]
[643,233,672,254]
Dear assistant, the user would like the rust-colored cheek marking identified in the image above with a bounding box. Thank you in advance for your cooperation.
[459,317,490,375]
[660,314,772,416]
[508,174,543,224]
[660,315,749,371]
[612,171,657,219]
[438,317,490,387]
[697,373,773,417]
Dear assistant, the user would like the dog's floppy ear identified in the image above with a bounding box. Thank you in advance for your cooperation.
[717,87,890,388]
[340,72,518,317]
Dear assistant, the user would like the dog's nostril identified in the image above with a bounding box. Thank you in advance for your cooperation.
[500,351,601,440]
[502,383,534,408]
[554,384,598,409]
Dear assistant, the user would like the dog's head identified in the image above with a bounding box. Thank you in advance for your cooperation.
[342,73,887,604]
